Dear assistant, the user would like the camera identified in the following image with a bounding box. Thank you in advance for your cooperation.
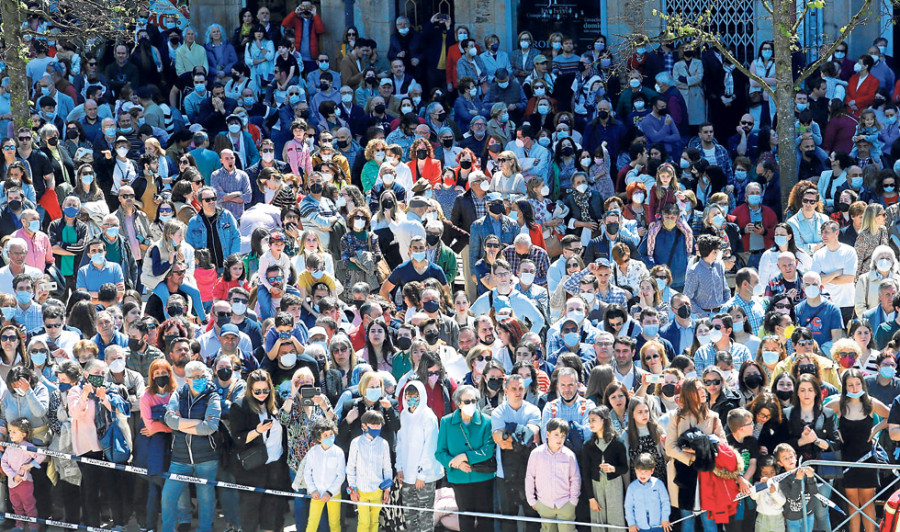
[646,374,664,384]
[300,386,320,406]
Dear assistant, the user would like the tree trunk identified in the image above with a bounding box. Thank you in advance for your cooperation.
[1,0,31,132]
[773,0,798,211]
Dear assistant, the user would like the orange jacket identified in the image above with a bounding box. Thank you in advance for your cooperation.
[408,157,443,187]
[281,12,325,56]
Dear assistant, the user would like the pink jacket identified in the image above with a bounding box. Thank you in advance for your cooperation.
[140,391,172,436]
[283,139,313,177]
[1,443,45,487]
[67,386,102,456]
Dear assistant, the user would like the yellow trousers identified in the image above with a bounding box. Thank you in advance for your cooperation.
[306,494,341,532]
[356,489,382,532]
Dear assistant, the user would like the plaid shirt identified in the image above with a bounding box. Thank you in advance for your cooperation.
[14,304,43,334]
[563,269,629,306]
[693,341,752,373]
[474,197,487,220]
[722,294,767,333]
[687,137,734,180]
[502,245,551,288]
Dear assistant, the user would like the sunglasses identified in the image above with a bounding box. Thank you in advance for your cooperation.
[497,158,510,163]
[838,352,857,358]
[475,355,492,362]
[802,198,818,204]
[180,160,190,165]
[740,121,754,126]
[2,146,15,151]
[703,379,721,386]
[201,197,217,202]
[216,312,232,318]
[267,276,283,283]
[645,353,661,360]
[252,389,270,397]
[171,270,187,276]
[120,194,135,199]
[261,148,275,153]
[0,335,17,342]
[17,137,31,142]
[44,323,62,329]
[459,398,477,405]
[485,243,501,248]
[796,339,814,347]
[232,298,248,304]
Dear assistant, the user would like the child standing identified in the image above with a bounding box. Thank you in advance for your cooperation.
[774,443,818,532]
[582,406,628,529]
[726,408,760,532]
[256,231,293,320]
[1,418,46,532]
[624,453,671,532]
[303,418,346,532]
[750,456,787,532]
[347,410,393,532]
[525,418,581,532]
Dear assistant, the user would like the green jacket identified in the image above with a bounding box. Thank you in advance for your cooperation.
[435,408,496,484]
[435,243,459,285]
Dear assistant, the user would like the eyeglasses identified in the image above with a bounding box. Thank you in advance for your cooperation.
[44,323,62,329]
[201,197,216,203]
[796,339,814,347]
[802,198,818,204]
[838,352,857,358]
[757,411,772,421]
[475,355,492,362]
[0,335,17,342]
[261,148,275,153]
[703,379,721,386]
[120,194,135,199]
[252,389,270,397]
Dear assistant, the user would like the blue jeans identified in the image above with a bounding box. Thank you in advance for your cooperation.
[289,469,328,532]
[153,280,208,322]
[217,467,241,528]
[787,514,815,532]
[680,508,718,532]
[814,482,832,532]
[257,285,274,321]
[160,460,219,532]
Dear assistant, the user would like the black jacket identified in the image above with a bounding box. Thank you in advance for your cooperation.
[450,188,482,237]
[228,395,290,484]
[337,396,400,453]
[784,405,841,461]
[47,217,89,272]
[580,436,628,497]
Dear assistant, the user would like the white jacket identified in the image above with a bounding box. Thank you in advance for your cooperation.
[302,442,346,496]
[394,380,444,484]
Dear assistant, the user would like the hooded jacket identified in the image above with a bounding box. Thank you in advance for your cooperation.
[395,379,444,484]
[165,382,222,464]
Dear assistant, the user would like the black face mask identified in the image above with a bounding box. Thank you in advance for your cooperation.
[597,110,609,120]
[319,82,330,91]
[676,304,692,320]
[216,367,233,381]
[366,76,377,85]
[606,222,619,235]
[382,198,395,210]
[775,389,793,402]
[424,330,440,344]
[416,149,428,160]
[153,375,170,388]
[561,146,574,157]
[168,306,184,317]
[459,160,472,170]
[426,234,441,246]
[373,104,386,114]
[8,200,22,211]
[487,378,503,391]
[163,334,178,349]
[298,109,310,118]
[309,183,324,194]
[47,137,58,147]
[436,111,447,122]
[744,374,764,389]
[661,383,676,397]
[489,144,501,154]
[489,203,505,215]
[423,299,440,313]
[839,202,851,212]
[442,138,454,148]
[336,139,349,149]
[216,315,231,328]
[128,338,144,352]
[396,336,412,350]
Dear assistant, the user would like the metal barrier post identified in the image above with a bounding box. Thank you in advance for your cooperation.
[800,474,809,532]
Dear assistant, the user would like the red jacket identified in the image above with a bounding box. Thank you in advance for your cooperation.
[281,12,325,56]
[698,441,742,524]
[408,157,443,187]
[846,73,879,118]
[731,203,778,251]
[647,185,678,223]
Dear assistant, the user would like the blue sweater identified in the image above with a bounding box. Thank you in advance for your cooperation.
[625,476,671,529]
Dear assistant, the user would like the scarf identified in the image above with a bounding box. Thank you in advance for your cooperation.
[574,191,592,222]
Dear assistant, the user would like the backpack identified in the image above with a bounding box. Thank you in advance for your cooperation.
[882,488,900,532]
[99,396,132,464]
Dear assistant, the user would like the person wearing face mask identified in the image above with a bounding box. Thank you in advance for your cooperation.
[615,69,659,120]
[388,16,423,75]
[246,140,290,204]
[503,124,551,184]
[122,319,164,379]
[468,192,519,272]
[11,209,51,272]
[865,352,900,406]
[484,69,528,125]
[471,260,545,334]
[641,203,692,289]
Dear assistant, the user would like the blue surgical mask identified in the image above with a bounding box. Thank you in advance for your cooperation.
[30,351,47,366]
[537,104,550,115]
[58,382,72,394]
[104,226,119,238]
[15,291,32,305]
[713,214,725,226]
[762,351,780,365]
[523,377,533,388]
[191,378,208,393]
[322,435,336,447]
[846,390,865,399]
[888,115,899,125]
[365,427,382,439]
[411,251,426,262]
[886,186,896,193]
[0,307,14,321]
[655,277,666,291]
[734,170,748,181]
[851,176,864,189]
[796,103,808,111]
[398,27,410,35]
[228,123,242,134]
[104,127,117,138]
[680,159,690,169]
[881,367,896,379]
[761,49,773,60]
[643,324,659,337]
[538,137,551,147]
[28,220,40,233]
[318,61,329,70]
[40,86,50,96]
[243,96,256,107]
[748,194,762,206]
[194,84,206,94]
[365,388,381,402]
[289,94,301,105]
[91,252,105,265]
[500,112,509,123]
[774,235,788,247]
[563,332,580,346]
[63,206,79,218]
[498,81,509,89]
[311,269,325,280]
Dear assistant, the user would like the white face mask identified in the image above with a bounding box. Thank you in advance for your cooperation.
[116,147,129,158]
[709,329,723,343]
[460,403,477,417]
[519,272,535,285]
[540,186,550,196]
[382,174,395,186]
[261,152,275,162]
[109,359,126,373]
[479,180,490,192]
[576,183,588,194]
[353,219,366,231]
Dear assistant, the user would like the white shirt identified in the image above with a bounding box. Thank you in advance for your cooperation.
[0,265,42,294]
[811,243,858,308]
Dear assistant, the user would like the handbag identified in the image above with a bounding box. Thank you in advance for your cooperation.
[100,414,131,464]
[237,441,267,471]
[459,423,497,473]
[368,234,391,284]
[544,230,562,258]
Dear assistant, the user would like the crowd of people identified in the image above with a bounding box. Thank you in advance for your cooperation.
[6,2,900,532]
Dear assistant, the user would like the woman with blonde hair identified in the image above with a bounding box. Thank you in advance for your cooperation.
[854,203,889,277]
[144,137,177,187]
[361,139,389,194]
[648,162,680,222]
[142,220,206,322]
[490,150,526,197]
[292,230,336,277]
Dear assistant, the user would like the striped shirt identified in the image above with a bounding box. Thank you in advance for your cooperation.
[347,434,392,493]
